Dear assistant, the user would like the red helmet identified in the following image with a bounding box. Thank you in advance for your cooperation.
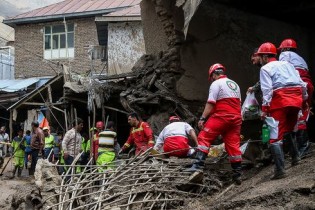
[257,42,277,55]
[208,63,226,81]
[278,38,297,49]
[96,121,104,129]
[169,116,180,122]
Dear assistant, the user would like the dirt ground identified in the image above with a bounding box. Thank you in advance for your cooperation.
[0,157,34,210]
[0,146,314,210]
[185,145,315,210]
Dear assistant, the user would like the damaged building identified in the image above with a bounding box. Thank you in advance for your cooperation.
[1,0,315,209]
[2,0,315,142]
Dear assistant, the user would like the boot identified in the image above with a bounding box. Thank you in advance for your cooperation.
[17,167,22,177]
[284,132,300,166]
[231,162,242,185]
[270,141,286,180]
[296,129,310,158]
[184,150,207,172]
[0,157,4,168]
[29,168,34,176]
[11,166,18,179]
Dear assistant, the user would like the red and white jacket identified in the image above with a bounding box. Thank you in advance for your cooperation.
[260,58,307,112]
[154,121,193,151]
[207,75,241,118]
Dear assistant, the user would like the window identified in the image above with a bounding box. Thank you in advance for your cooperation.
[44,23,74,59]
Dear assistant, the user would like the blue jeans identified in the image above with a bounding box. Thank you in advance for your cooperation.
[30,149,40,175]
[64,155,74,183]
[24,151,32,168]
[44,148,53,162]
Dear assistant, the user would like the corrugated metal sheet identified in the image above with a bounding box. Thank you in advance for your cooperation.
[0,77,51,92]
[6,0,141,20]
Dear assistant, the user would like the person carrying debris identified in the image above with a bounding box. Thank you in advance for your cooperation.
[30,121,44,176]
[62,118,84,166]
[278,38,314,157]
[153,116,198,157]
[185,63,243,185]
[92,121,105,162]
[11,129,26,178]
[96,121,117,171]
[256,42,307,179]
[120,113,155,155]
[43,127,55,162]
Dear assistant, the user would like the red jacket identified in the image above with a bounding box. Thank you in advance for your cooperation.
[122,122,154,155]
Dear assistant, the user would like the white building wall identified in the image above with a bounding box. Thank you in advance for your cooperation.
[0,48,14,79]
[107,22,145,75]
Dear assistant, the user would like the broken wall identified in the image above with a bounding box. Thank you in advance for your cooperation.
[107,21,146,75]
[140,0,169,55]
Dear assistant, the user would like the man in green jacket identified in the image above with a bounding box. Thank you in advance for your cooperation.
[43,127,55,162]
[11,129,26,178]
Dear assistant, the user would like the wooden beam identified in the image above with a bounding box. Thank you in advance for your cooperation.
[65,97,87,104]
[23,102,65,106]
[51,105,65,113]
[48,85,53,103]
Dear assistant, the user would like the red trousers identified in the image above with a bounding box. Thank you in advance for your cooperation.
[269,107,300,143]
[198,115,242,163]
[297,74,314,130]
[163,136,190,157]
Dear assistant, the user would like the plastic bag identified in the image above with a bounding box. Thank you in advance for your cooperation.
[241,92,261,120]
[265,117,279,140]
[208,143,225,157]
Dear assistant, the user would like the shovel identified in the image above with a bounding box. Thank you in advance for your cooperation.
[0,140,24,176]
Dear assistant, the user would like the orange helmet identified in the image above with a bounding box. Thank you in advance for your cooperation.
[278,38,297,49]
[96,121,104,129]
[208,63,226,81]
[169,116,180,122]
[257,42,277,55]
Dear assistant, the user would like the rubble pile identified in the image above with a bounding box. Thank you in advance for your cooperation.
[20,150,233,210]
[88,0,198,135]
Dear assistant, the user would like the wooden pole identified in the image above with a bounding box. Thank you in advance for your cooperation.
[9,109,13,148]
[64,109,68,131]
[102,103,105,123]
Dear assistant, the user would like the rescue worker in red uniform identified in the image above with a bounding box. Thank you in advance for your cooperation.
[120,113,154,155]
[92,121,104,161]
[153,116,198,157]
[278,38,314,157]
[257,42,308,179]
[186,63,243,185]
